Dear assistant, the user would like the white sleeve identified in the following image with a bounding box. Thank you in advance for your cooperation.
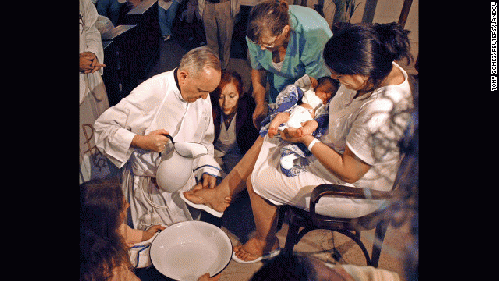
[94,102,136,168]
[94,80,161,168]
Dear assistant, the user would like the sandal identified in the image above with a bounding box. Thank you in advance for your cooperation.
[231,247,281,264]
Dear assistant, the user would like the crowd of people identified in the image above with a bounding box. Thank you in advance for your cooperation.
[80,0,418,280]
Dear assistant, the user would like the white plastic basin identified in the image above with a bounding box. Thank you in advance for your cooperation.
[150,221,232,281]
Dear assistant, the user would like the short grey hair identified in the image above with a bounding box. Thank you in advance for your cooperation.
[178,46,221,78]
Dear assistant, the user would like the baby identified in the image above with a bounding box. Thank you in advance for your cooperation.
[268,77,339,138]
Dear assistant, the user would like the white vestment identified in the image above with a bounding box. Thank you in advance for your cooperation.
[79,0,110,182]
[94,70,221,229]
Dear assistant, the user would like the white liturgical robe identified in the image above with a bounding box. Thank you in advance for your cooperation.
[94,69,221,229]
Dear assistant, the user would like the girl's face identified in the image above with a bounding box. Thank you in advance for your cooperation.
[219,82,240,115]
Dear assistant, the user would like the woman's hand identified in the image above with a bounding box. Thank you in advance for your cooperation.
[251,68,268,128]
[279,128,313,144]
[252,102,268,129]
[283,130,371,184]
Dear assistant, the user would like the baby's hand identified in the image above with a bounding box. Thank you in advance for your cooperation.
[268,127,278,138]
[142,224,166,241]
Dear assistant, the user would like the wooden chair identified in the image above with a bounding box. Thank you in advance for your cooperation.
[281,182,398,267]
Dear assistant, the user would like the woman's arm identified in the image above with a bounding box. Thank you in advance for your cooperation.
[281,132,371,184]
[251,68,269,128]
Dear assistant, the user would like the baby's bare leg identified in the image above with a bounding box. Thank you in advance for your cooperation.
[300,120,319,136]
[268,112,290,137]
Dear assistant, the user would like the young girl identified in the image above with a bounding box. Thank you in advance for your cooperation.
[80,178,165,281]
[210,70,259,176]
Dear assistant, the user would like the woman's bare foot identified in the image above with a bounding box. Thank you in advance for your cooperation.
[233,237,280,262]
[183,187,231,214]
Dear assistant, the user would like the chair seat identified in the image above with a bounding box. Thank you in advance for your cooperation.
[282,184,393,267]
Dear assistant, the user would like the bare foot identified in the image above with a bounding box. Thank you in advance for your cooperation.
[283,127,303,138]
[183,187,230,214]
[293,128,304,138]
[233,237,279,262]
[268,127,278,138]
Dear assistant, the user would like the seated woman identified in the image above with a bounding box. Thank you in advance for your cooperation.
[182,22,414,263]
[211,70,260,177]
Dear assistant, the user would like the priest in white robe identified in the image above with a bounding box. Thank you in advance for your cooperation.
[94,47,223,229]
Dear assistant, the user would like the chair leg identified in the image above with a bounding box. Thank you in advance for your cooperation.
[276,206,288,233]
[371,220,389,267]
[336,229,372,266]
[283,216,302,254]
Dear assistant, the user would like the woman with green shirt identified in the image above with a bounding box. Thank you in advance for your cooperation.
[246,0,332,127]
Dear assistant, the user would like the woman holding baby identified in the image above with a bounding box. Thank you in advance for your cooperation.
[182,13,415,263]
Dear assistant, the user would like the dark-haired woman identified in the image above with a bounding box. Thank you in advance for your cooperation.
[80,178,158,281]
[183,22,414,263]
[81,178,217,280]
[246,0,332,127]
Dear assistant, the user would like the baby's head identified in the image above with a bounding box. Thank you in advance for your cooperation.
[314,77,340,104]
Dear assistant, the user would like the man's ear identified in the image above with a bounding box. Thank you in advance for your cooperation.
[177,70,189,84]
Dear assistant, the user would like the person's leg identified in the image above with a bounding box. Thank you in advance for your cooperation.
[158,5,168,37]
[164,0,180,37]
[183,136,265,212]
[216,1,234,69]
[109,0,123,26]
[233,179,279,261]
[203,3,219,58]
[96,0,111,18]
